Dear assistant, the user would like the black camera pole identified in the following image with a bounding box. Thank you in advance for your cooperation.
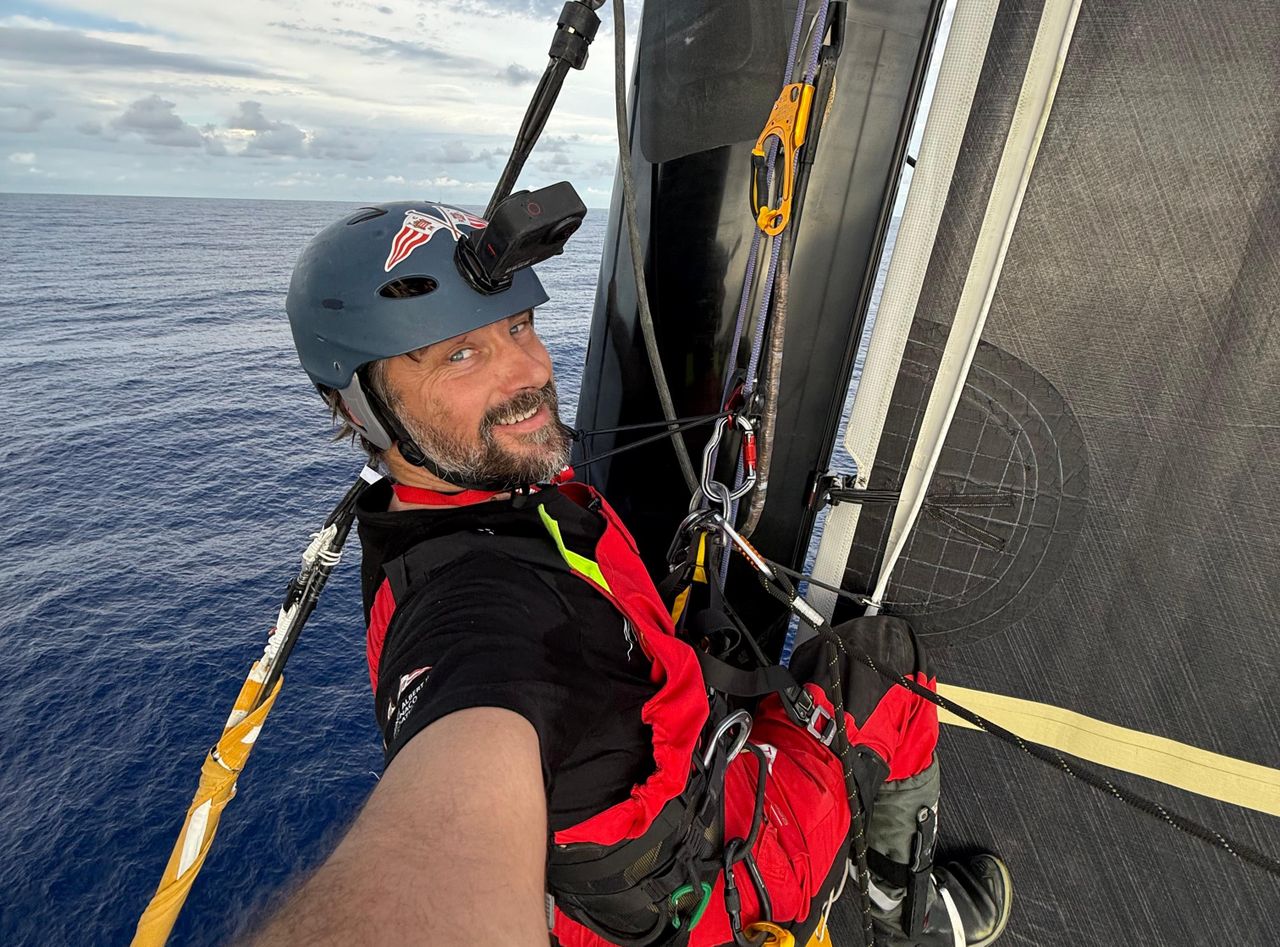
[484,0,604,218]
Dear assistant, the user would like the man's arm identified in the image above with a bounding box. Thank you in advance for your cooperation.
[246,707,550,946]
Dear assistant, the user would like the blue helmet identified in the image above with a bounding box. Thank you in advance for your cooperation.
[286,200,549,451]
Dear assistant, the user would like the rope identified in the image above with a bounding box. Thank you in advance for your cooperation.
[845,642,1280,879]
[611,0,699,492]
[719,0,836,578]
[748,547,1280,881]
[573,413,730,470]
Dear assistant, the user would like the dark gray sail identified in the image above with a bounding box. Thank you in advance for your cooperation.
[832,0,1280,942]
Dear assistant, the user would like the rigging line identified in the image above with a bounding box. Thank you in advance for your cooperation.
[740,226,791,537]
[611,0,698,493]
[573,412,729,439]
[723,0,835,547]
[718,523,1280,878]
[715,0,810,415]
[841,639,1280,879]
[575,414,730,470]
[763,556,875,608]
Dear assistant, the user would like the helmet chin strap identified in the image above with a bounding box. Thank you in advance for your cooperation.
[356,376,531,494]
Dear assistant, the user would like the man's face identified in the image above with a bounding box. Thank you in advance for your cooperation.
[380,310,573,485]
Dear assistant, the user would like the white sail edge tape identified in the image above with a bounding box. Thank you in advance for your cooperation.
[870,0,1084,608]
[807,0,1000,625]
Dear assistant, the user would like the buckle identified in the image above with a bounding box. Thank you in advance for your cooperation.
[806,703,838,746]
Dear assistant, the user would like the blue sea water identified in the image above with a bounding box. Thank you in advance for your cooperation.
[0,193,607,945]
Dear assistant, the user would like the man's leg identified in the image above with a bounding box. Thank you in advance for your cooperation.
[790,616,1012,946]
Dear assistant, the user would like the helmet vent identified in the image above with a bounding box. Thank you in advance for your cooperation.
[347,206,388,225]
[379,276,439,299]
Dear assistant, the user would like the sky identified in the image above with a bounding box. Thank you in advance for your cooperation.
[0,0,636,204]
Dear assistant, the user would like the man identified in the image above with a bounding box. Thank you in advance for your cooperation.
[253,200,1011,946]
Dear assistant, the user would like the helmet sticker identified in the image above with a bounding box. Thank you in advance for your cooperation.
[383,205,488,272]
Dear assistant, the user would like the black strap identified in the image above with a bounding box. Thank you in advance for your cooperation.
[865,848,913,889]
[694,650,800,700]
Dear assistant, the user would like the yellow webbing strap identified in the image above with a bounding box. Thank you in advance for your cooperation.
[937,683,1280,817]
[132,670,284,947]
[538,505,612,593]
[670,532,709,626]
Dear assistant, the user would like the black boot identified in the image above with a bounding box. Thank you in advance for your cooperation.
[859,761,1013,946]
[865,850,1012,947]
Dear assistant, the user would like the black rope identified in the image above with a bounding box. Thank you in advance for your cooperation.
[840,643,1280,879]
[573,413,730,470]
[765,557,875,608]
[573,412,729,439]
[761,555,1280,880]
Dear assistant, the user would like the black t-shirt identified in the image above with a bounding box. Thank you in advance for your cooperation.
[356,482,658,832]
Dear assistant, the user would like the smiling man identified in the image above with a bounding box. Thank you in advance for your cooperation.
[260,201,1011,947]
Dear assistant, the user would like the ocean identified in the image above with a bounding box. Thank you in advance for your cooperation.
[0,192,607,945]
[0,191,894,945]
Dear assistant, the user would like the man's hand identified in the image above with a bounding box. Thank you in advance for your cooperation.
[244,707,550,946]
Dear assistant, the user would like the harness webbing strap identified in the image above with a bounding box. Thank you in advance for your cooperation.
[694,651,799,701]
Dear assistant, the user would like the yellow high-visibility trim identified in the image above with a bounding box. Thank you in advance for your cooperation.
[538,505,612,593]
[937,683,1280,817]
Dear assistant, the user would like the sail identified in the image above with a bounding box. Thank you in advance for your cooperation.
[825,0,1280,941]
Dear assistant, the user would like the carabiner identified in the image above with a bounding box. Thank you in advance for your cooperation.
[750,82,815,236]
[702,708,753,768]
[699,415,759,513]
[744,921,796,947]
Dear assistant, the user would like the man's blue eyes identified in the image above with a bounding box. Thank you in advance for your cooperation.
[447,322,533,362]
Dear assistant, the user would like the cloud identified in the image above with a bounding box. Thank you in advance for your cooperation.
[0,105,54,133]
[9,152,36,164]
[227,100,275,133]
[499,63,538,85]
[0,26,271,78]
[309,129,376,162]
[229,100,307,156]
[268,22,485,71]
[110,95,224,153]
[540,135,579,154]
[434,141,505,165]
[226,101,374,161]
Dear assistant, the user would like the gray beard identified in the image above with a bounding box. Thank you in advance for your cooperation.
[397,380,573,486]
